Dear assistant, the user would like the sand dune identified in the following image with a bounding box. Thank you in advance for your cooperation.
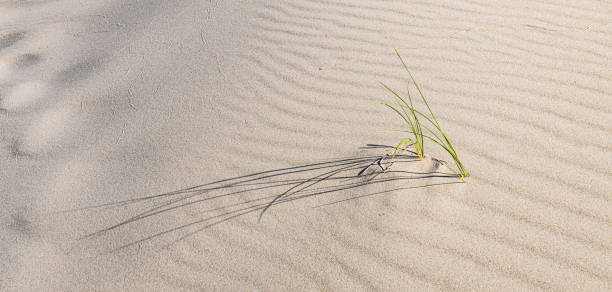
[1,0,611,290]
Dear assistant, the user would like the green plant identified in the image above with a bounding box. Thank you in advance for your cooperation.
[379,48,468,179]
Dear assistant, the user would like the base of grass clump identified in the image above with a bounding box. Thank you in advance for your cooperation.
[356,143,460,179]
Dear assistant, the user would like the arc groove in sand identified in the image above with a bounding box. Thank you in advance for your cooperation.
[216,102,383,144]
[315,35,611,85]
[336,195,610,285]
[464,0,605,16]
[243,46,612,156]
[436,73,612,116]
[147,170,610,284]
[259,34,612,116]
[245,32,607,130]
[416,204,611,281]
[283,0,532,30]
[436,105,612,176]
[170,231,304,290]
[386,226,598,291]
[438,101,611,155]
[470,152,612,223]
[254,29,612,99]
[251,19,385,50]
[208,206,394,290]
[235,54,376,107]
[200,226,332,290]
[453,123,612,205]
[215,73,349,116]
[281,207,548,290]
[463,0,611,21]
[467,28,610,67]
[257,2,533,51]
[454,180,612,253]
[259,1,478,35]
[280,0,610,48]
[426,86,612,133]
[248,44,375,91]
[325,222,550,291]
[129,193,463,290]
[322,229,461,290]
[413,0,608,27]
[222,91,374,130]
[258,1,610,77]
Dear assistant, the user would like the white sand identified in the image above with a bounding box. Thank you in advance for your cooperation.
[1,0,611,290]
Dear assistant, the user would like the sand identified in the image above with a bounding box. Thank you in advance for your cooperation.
[1,0,611,290]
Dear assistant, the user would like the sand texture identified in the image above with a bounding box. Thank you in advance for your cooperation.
[1,0,611,290]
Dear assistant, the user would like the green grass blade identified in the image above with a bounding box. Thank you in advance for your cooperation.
[393,46,439,126]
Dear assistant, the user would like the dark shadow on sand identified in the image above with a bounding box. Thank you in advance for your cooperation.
[67,144,462,253]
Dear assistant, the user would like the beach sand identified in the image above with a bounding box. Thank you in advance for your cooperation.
[1,0,611,290]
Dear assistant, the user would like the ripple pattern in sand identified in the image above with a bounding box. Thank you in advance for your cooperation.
[199,0,612,290]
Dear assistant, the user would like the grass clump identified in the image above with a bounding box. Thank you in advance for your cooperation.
[378,48,468,179]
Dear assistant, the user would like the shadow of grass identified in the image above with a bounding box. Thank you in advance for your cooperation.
[67,144,461,253]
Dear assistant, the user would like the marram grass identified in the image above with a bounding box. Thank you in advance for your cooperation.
[378,48,468,180]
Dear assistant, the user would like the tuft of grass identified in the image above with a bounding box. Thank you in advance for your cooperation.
[378,80,424,161]
[378,48,468,179]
